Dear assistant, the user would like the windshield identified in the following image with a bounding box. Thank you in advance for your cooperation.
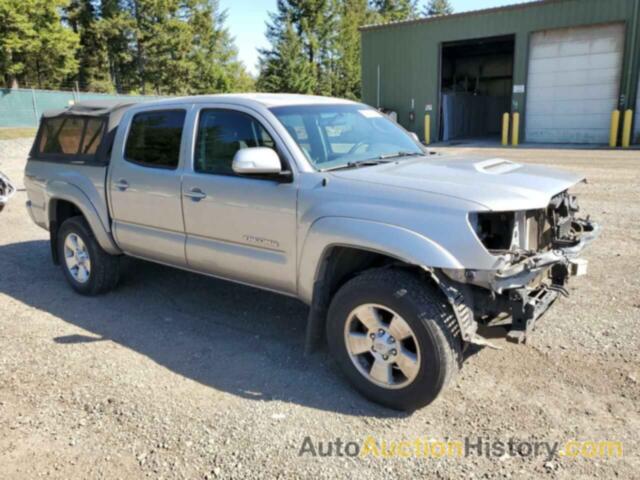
[269,104,423,170]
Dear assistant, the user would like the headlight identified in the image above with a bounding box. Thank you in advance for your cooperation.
[469,212,516,251]
[470,209,548,253]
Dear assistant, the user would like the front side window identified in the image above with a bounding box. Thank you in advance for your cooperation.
[194,109,276,175]
[270,104,423,170]
[125,110,186,169]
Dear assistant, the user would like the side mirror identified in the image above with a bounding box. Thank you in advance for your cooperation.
[232,147,282,175]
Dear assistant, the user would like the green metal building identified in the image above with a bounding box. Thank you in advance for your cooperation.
[360,0,640,145]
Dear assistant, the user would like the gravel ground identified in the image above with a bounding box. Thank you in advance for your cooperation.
[0,137,639,479]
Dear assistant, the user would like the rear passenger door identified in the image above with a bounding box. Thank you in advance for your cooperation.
[108,108,188,266]
[181,106,298,294]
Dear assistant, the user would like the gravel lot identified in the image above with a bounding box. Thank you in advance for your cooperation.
[1,137,639,479]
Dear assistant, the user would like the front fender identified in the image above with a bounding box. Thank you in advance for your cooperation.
[46,181,121,255]
[297,216,463,303]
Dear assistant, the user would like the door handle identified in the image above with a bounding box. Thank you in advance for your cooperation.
[114,179,129,191]
[184,188,207,201]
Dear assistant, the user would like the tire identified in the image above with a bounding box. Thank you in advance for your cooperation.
[326,268,462,411]
[57,216,120,295]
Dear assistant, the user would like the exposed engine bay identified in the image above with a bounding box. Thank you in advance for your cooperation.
[441,190,599,345]
[0,171,16,213]
[470,190,594,256]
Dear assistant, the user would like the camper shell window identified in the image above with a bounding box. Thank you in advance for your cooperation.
[34,115,108,164]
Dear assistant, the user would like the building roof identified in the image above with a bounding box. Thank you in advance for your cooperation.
[360,0,563,31]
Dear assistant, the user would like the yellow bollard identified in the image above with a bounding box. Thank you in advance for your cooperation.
[424,113,431,145]
[511,112,520,146]
[501,112,510,146]
[609,110,620,147]
[621,109,633,148]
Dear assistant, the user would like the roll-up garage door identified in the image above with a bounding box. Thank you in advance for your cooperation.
[525,23,624,144]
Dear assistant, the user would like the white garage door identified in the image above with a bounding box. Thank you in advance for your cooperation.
[525,23,624,144]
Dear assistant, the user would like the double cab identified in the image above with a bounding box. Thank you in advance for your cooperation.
[24,94,599,410]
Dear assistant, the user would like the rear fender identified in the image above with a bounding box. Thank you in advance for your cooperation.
[47,181,121,255]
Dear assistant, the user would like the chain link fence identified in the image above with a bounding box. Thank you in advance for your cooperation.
[0,88,160,128]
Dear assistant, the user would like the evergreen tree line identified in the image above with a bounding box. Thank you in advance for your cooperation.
[258,0,453,99]
[0,0,453,97]
[0,0,252,94]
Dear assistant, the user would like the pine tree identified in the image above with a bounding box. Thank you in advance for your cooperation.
[65,0,113,92]
[257,0,337,95]
[334,0,374,99]
[422,0,453,17]
[0,0,79,89]
[130,0,194,95]
[371,0,418,22]
[187,1,254,94]
[258,20,316,94]
[99,0,139,93]
[97,0,251,94]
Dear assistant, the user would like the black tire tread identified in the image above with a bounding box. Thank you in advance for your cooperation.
[327,267,463,410]
[57,216,120,295]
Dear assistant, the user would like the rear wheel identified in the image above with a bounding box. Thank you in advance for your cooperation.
[326,268,462,411]
[57,216,120,295]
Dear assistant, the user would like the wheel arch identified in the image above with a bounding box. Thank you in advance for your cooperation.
[299,217,464,354]
[298,217,463,304]
[47,187,121,264]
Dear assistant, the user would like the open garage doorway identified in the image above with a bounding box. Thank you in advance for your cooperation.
[439,35,514,143]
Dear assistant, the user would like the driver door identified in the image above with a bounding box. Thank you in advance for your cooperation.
[181,106,298,294]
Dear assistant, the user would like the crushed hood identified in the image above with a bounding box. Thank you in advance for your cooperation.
[330,155,585,211]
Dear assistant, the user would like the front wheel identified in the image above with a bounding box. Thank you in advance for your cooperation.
[326,268,462,411]
[57,216,120,295]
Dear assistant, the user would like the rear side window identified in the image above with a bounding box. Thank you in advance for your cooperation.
[125,110,186,169]
[39,116,100,155]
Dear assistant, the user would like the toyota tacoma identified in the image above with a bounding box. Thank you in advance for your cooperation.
[24,95,599,411]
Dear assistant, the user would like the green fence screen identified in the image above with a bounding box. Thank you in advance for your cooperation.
[0,88,160,128]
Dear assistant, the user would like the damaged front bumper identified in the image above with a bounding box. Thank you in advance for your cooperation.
[500,220,599,344]
[490,220,600,294]
[437,218,601,346]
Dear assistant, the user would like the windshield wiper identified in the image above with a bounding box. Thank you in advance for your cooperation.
[322,159,392,171]
[377,151,423,160]
[321,151,423,172]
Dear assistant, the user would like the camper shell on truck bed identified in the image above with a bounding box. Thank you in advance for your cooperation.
[30,100,139,166]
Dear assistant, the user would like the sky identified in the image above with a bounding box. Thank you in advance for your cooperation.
[219,0,526,76]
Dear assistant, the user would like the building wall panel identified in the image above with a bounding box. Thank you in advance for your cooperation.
[361,0,639,144]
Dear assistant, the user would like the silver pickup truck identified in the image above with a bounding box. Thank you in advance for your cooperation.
[24,94,599,411]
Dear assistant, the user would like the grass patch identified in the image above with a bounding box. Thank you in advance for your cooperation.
[0,128,36,140]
